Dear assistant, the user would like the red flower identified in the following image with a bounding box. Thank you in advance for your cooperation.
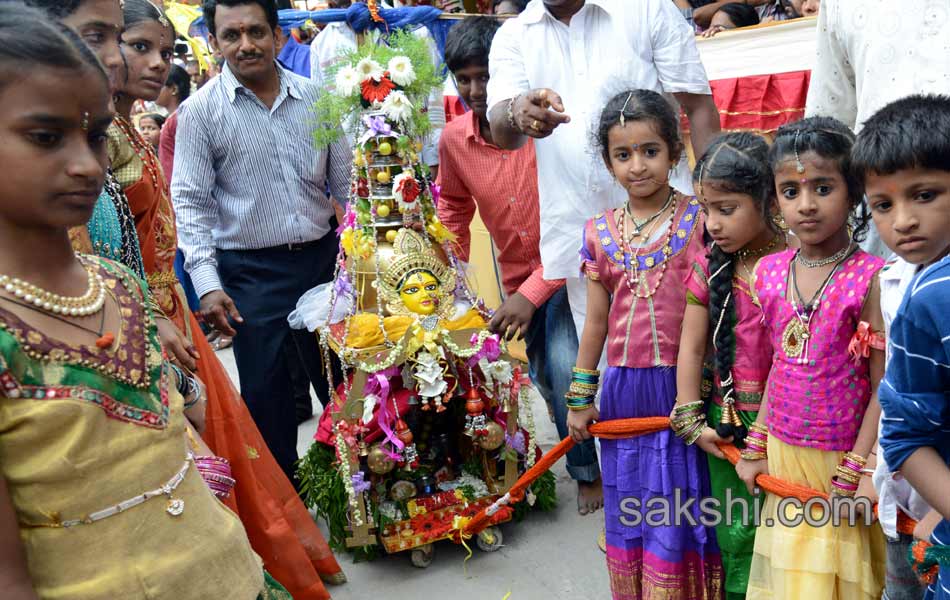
[361,74,395,104]
[394,173,421,205]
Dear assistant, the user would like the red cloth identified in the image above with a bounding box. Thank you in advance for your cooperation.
[443,95,468,124]
[158,110,177,181]
[436,111,563,308]
[681,70,811,134]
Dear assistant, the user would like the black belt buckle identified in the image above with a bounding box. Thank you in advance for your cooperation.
[286,241,308,251]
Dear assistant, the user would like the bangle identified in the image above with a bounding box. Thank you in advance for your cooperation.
[507,95,523,134]
[740,423,768,460]
[670,400,705,445]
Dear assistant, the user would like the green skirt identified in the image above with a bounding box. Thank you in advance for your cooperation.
[259,571,293,600]
[706,402,761,600]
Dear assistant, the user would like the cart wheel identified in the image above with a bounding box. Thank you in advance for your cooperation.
[476,526,503,552]
[410,544,434,568]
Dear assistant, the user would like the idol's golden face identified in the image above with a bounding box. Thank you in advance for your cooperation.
[399,271,440,315]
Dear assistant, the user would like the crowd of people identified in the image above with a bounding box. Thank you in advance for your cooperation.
[0,0,949,599]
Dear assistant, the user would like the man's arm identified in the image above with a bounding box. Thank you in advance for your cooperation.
[804,0,857,127]
[326,131,353,207]
[649,0,720,158]
[170,102,220,298]
[676,92,721,160]
[692,0,770,28]
[486,19,571,150]
[170,101,242,335]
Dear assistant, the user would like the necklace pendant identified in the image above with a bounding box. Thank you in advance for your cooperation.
[166,497,185,516]
[781,319,809,359]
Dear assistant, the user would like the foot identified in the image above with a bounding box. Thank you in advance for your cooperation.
[577,477,604,515]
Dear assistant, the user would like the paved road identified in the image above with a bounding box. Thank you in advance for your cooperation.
[217,347,611,599]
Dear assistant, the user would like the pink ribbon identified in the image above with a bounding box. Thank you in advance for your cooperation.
[366,366,403,457]
[848,320,885,365]
[466,332,501,367]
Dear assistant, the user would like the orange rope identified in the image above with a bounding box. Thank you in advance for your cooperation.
[461,416,919,539]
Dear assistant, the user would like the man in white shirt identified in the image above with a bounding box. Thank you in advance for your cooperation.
[805,0,950,258]
[486,0,720,338]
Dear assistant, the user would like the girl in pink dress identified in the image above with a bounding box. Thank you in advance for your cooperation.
[673,132,788,599]
[737,117,886,599]
[567,89,722,600]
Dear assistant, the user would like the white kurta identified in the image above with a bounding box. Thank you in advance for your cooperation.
[486,0,711,281]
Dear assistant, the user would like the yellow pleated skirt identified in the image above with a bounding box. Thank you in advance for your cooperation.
[746,436,886,599]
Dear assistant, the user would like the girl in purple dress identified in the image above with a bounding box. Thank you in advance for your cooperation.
[567,89,723,600]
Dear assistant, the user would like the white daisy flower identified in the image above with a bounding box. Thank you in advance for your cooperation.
[381,90,413,123]
[355,57,384,82]
[387,56,416,87]
[334,65,361,96]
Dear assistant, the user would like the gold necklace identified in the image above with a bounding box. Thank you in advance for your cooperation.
[0,261,105,317]
[617,193,678,299]
[738,234,781,261]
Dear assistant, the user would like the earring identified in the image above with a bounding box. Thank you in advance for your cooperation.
[773,212,788,232]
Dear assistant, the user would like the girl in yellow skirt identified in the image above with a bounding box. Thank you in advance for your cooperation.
[736,117,886,599]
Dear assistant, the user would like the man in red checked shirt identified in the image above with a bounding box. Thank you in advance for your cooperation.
[437,17,602,515]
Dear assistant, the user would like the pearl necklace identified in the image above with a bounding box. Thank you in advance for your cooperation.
[0,264,105,317]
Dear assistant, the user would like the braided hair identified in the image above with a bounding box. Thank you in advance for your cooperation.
[694,132,774,445]
[768,116,870,241]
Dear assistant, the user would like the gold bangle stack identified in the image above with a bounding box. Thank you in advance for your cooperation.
[670,400,705,445]
[739,422,768,461]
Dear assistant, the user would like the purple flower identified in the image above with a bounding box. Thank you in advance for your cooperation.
[351,472,371,494]
[505,431,526,455]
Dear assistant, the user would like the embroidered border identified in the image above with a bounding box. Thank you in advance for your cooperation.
[596,198,702,271]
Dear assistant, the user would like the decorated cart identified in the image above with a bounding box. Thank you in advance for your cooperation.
[292,31,555,567]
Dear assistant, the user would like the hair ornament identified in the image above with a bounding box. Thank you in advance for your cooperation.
[793,129,806,174]
[618,92,633,128]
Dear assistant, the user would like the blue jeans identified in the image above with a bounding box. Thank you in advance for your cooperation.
[524,286,599,482]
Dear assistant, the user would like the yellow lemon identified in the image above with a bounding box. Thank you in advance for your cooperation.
[376,204,391,218]
[385,230,397,243]
[376,170,391,184]
[378,141,393,156]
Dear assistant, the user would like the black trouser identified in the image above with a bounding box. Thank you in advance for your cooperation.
[217,233,337,481]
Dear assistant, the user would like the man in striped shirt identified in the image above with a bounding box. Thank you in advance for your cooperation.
[171,0,350,479]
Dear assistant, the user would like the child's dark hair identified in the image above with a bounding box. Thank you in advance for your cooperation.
[444,17,500,74]
[715,2,760,28]
[693,132,773,445]
[203,0,278,37]
[124,0,174,31]
[18,0,84,18]
[595,89,682,165]
[166,64,192,103]
[851,94,950,182]
[0,3,108,93]
[139,113,166,129]
[769,116,869,241]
